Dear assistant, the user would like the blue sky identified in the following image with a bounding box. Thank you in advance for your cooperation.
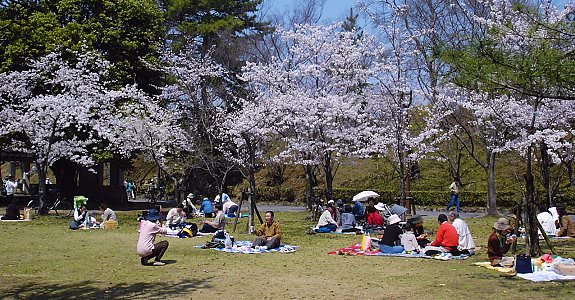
[263,1,574,26]
[264,0,358,23]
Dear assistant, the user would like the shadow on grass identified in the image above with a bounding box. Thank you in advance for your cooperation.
[0,277,213,299]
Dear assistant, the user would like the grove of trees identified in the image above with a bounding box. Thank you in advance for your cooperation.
[1,0,575,255]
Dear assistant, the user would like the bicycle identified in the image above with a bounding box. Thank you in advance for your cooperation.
[145,185,166,203]
[27,193,74,216]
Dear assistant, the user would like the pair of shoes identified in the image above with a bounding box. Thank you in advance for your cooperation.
[152,261,165,266]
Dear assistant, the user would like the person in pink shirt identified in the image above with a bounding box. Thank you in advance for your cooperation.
[137,208,169,266]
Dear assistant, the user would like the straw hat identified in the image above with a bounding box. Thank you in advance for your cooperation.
[388,214,401,225]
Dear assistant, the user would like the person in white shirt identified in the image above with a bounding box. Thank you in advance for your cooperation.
[222,193,239,217]
[316,209,337,232]
[98,202,118,227]
[182,193,198,217]
[448,211,476,255]
[4,175,18,202]
[401,223,421,253]
[537,205,557,236]
[166,204,187,228]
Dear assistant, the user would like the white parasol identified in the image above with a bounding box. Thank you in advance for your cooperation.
[352,190,380,202]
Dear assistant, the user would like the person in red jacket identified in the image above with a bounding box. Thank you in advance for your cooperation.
[423,214,459,256]
[366,205,384,227]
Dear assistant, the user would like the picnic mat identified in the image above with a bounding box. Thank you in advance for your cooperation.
[474,262,515,274]
[516,271,575,282]
[328,244,469,260]
[225,213,248,219]
[309,226,364,234]
[475,262,575,281]
[197,240,299,254]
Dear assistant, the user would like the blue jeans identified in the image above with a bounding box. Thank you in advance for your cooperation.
[380,244,404,254]
[318,224,337,233]
[447,193,460,212]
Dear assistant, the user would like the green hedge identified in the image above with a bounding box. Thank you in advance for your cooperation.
[255,186,575,208]
[256,186,297,202]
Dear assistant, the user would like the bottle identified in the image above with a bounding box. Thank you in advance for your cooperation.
[224,232,232,249]
[84,210,90,228]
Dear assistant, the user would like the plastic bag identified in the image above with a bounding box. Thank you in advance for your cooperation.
[361,235,372,251]
[224,232,233,249]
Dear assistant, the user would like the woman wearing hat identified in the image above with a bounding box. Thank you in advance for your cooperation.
[137,208,169,266]
[379,214,404,254]
[487,218,516,266]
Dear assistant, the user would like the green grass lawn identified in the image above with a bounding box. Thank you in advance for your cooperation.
[1,211,574,299]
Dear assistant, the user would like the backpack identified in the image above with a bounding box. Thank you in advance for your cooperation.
[177,223,198,238]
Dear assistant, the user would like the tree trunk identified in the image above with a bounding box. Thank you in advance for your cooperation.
[486,150,499,215]
[304,165,316,211]
[323,151,334,201]
[524,145,541,256]
[568,156,575,187]
[399,152,407,208]
[243,135,261,231]
[37,162,48,215]
[539,142,553,207]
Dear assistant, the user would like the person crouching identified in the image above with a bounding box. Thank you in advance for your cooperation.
[137,208,169,266]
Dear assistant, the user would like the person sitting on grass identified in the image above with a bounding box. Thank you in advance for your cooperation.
[352,200,365,222]
[99,202,117,225]
[409,215,430,248]
[200,197,215,218]
[401,223,421,253]
[556,205,575,237]
[69,204,90,230]
[2,201,21,220]
[222,194,239,217]
[182,193,198,217]
[448,210,476,255]
[366,205,384,227]
[537,204,557,237]
[137,208,168,266]
[379,214,404,254]
[252,211,282,250]
[423,214,459,256]
[340,204,359,233]
[487,218,517,267]
[166,204,186,228]
[316,206,338,232]
[199,204,225,233]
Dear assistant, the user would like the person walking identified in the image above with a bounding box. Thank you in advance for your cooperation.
[446,180,461,212]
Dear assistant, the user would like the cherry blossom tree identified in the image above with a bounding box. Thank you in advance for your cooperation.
[441,0,575,255]
[357,0,435,210]
[236,23,377,205]
[0,50,163,213]
[158,46,236,197]
[111,86,191,201]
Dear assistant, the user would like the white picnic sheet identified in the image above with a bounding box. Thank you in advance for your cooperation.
[516,271,575,282]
